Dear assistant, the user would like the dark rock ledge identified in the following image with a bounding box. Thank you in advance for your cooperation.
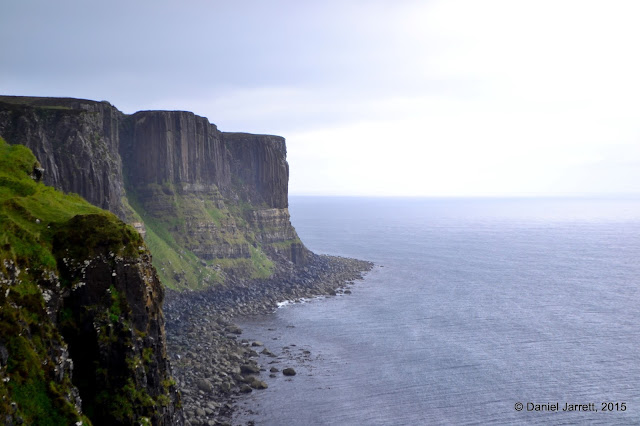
[163,254,373,426]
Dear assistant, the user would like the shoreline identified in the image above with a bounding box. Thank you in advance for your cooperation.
[163,254,374,425]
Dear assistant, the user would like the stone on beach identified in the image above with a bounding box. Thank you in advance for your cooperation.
[241,364,261,375]
[196,378,213,393]
[282,368,297,376]
[250,379,268,390]
[261,348,276,357]
[163,255,374,424]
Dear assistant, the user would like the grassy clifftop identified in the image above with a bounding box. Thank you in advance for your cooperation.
[0,138,179,425]
[0,141,109,265]
[0,137,103,424]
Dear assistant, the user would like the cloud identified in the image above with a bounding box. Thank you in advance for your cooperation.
[2,0,640,196]
[287,94,640,196]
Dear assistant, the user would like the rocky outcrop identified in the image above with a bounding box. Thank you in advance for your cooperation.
[0,96,310,290]
[119,113,289,209]
[54,215,182,425]
[117,109,309,288]
[0,139,182,425]
[0,96,131,221]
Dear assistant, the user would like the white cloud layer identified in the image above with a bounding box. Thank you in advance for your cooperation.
[2,0,639,196]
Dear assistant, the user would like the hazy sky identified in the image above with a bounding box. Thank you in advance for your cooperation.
[2,0,640,196]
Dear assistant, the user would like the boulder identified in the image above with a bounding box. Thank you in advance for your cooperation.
[250,379,268,390]
[282,368,296,376]
[196,378,213,393]
[240,364,260,375]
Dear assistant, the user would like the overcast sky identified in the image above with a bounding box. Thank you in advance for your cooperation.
[2,0,640,196]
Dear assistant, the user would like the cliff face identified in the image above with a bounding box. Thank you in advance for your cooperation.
[0,97,132,221]
[120,112,289,209]
[0,139,181,425]
[54,215,181,425]
[122,111,231,190]
[0,96,309,290]
[222,132,289,209]
[119,111,308,288]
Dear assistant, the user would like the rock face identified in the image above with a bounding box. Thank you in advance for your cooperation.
[0,96,310,290]
[53,215,182,425]
[0,139,182,425]
[121,110,231,190]
[222,132,289,208]
[0,96,132,221]
[119,113,288,209]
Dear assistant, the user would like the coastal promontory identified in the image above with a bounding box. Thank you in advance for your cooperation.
[0,95,372,424]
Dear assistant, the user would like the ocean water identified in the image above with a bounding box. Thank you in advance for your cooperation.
[233,197,640,425]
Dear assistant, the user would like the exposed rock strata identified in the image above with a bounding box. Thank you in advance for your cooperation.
[121,111,231,190]
[0,96,131,220]
[0,96,371,425]
[54,215,182,425]
[0,96,310,289]
[0,140,182,425]
[222,132,289,209]
[119,110,310,284]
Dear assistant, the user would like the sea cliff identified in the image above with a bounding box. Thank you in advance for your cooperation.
[0,138,181,425]
[0,95,309,291]
[0,95,372,424]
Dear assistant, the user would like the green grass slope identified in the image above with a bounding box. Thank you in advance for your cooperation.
[125,183,274,290]
[0,137,167,425]
[0,137,104,424]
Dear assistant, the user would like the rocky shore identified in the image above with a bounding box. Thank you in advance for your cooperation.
[163,254,373,425]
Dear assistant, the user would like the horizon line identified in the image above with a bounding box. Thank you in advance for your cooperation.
[288,193,640,199]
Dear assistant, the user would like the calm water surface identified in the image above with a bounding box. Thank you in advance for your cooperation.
[233,197,640,425]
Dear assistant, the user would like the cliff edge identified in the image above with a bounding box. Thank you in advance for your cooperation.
[0,96,310,290]
[0,138,181,425]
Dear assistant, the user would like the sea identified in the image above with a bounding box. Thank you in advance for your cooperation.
[232,197,640,425]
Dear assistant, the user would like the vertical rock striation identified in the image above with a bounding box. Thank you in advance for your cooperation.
[222,132,289,208]
[0,96,131,221]
[121,110,231,189]
[0,94,309,289]
[119,110,309,288]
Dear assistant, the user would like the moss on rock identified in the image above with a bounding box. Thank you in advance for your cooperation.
[0,137,180,425]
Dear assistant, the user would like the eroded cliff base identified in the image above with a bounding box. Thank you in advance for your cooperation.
[164,254,373,425]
